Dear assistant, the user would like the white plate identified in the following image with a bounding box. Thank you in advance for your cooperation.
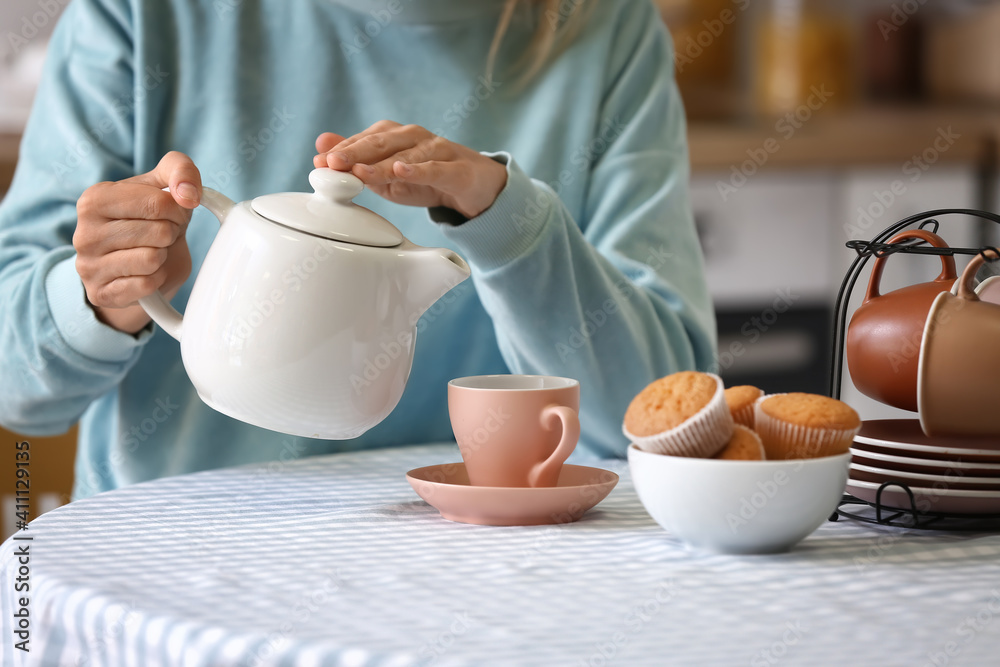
[851,445,1000,475]
[855,420,1000,461]
[849,462,1000,490]
[846,479,1000,515]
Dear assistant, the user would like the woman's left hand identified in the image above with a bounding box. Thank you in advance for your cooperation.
[313,121,507,219]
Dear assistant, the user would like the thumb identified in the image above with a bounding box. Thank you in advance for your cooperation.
[128,151,203,209]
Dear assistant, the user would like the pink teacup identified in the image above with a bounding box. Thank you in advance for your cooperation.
[448,375,581,488]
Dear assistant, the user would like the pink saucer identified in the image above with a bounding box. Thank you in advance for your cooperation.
[406,463,619,526]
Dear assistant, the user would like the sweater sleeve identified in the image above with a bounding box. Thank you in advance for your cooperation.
[435,7,717,458]
[0,0,151,435]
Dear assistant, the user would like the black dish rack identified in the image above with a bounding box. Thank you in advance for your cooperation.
[828,208,1000,530]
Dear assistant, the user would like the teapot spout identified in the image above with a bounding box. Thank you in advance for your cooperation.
[403,245,471,320]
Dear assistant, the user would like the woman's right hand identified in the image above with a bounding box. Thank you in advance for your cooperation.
[73,152,202,334]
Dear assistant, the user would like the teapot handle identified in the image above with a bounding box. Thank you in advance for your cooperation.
[137,188,236,341]
[863,228,957,304]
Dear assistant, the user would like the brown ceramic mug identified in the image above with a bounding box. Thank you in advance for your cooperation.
[918,250,1000,437]
[846,229,957,412]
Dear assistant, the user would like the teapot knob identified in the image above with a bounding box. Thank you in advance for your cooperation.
[309,168,364,203]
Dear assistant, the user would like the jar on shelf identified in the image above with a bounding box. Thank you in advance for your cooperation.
[658,0,746,120]
[752,0,858,116]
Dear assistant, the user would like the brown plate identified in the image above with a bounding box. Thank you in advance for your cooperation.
[855,419,1000,462]
[850,462,1000,491]
[406,463,618,526]
[846,479,1000,515]
[850,448,1000,477]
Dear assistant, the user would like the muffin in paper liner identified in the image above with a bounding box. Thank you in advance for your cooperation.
[754,393,861,460]
[714,424,766,461]
[725,385,763,429]
[623,374,734,457]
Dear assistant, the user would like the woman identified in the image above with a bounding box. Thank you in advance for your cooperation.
[0,0,716,498]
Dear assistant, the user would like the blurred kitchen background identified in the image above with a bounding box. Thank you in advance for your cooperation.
[3,0,1000,537]
[659,0,1000,415]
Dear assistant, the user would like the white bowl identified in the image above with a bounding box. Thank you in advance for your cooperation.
[628,444,850,554]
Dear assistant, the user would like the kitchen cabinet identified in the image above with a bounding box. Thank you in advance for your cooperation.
[691,171,839,394]
[691,172,840,308]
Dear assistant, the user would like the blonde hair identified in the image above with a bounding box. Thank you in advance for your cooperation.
[486,0,590,86]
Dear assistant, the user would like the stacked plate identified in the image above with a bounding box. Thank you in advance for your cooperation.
[848,419,1000,514]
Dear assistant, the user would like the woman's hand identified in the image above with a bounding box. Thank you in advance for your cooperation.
[313,122,507,219]
[73,152,201,334]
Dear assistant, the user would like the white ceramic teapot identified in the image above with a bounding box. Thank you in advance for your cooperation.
[138,168,471,439]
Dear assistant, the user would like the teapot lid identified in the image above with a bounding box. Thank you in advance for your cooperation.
[250,169,403,247]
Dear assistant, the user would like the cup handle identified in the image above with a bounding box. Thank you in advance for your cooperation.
[863,228,957,303]
[957,249,1000,300]
[137,188,236,340]
[527,405,580,488]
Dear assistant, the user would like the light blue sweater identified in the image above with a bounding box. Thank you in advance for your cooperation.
[0,0,716,499]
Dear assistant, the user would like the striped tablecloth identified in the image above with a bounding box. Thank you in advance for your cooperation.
[3,443,1000,666]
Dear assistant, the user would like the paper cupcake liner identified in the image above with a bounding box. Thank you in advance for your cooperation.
[623,373,734,458]
[730,403,757,430]
[754,394,861,460]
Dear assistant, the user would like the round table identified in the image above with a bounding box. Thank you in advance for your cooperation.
[3,444,1000,666]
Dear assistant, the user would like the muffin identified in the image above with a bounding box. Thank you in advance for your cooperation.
[724,385,763,429]
[713,424,766,461]
[622,371,733,457]
[754,393,861,460]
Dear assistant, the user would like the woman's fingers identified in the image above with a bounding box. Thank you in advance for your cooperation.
[391,159,468,192]
[78,183,191,227]
[87,268,171,309]
[313,123,506,219]
[359,140,454,184]
[126,151,203,208]
[315,132,346,154]
[77,246,171,306]
[324,122,427,169]
[98,247,170,280]
[328,119,402,154]
[100,219,183,253]
[73,152,201,332]
[314,132,347,167]
[391,156,507,218]
[74,186,189,281]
